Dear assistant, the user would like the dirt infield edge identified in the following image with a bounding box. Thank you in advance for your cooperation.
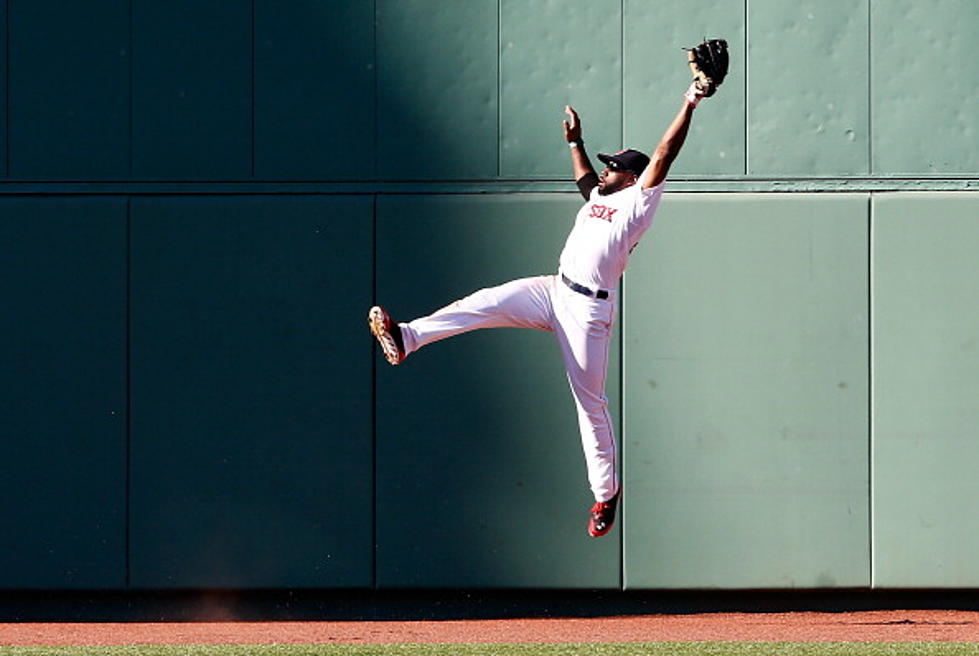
[1,610,978,645]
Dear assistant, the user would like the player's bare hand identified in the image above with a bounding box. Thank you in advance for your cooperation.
[563,105,582,142]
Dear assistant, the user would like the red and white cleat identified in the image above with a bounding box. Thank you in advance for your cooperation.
[587,490,620,538]
[368,305,405,366]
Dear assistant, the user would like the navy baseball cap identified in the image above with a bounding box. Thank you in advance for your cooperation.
[597,149,650,176]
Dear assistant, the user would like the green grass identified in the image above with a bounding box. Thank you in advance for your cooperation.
[2,644,978,656]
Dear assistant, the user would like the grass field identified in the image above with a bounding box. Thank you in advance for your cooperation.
[2,644,978,656]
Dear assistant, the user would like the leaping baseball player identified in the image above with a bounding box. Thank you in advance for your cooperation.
[369,40,728,538]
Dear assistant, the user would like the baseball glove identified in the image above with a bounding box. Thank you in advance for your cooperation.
[686,39,729,97]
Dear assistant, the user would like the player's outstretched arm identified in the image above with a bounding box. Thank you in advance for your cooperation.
[563,105,599,200]
[638,95,697,190]
[640,38,728,190]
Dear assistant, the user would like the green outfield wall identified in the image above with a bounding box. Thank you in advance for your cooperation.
[1,0,976,591]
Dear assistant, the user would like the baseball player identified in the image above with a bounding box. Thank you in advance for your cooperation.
[370,41,727,537]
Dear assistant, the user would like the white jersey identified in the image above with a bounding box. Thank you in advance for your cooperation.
[557,181,665,292]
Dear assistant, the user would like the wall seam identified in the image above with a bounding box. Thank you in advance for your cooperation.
[5,0,10,175]
[251,0,256,179]
[867,0,875,587]
[619,0,624,592]
[618,277,626,590]
[619,0,624,150]
[497,0,502,178]
[867,0,873,175]
[125,195,133,588]
[868,192,875,589]
[744,0,749,176]
[371,196,378,589]
[0,180,975,195]
[370,0,379,590]
[128,0,134,176]
[373,0,379,180]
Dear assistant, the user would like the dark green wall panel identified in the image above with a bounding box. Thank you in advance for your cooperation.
[129,196,372,588]
[132,0,251,179]
[8,0,129,178]
[623,194,869,588]
[623,0,744,176]
[871,1,978,174]
[0,197,127,588]
[749,0,869,175]
[377,0,498,180]
[255,0,374,180]
[375,194,620,587]
[500,0,621,178]
[873,193,979,586]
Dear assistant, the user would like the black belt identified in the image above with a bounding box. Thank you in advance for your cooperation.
[561,273,610,300]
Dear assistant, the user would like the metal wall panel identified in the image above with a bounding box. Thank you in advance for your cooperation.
[8,0,129,178]
[871,1,979,174]
[255,0,374,180]
[623,0,744,176]
[377,0,498,180]
[132,0,251,179]
[375,194,620,587]
[0,197,127,588]
[748,0,869,175]
[873,193,979,587]
[500,0,621,178]
[129,196,372,588]
[623,194,869,589]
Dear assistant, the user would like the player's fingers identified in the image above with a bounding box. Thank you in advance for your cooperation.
[565,105,578,126]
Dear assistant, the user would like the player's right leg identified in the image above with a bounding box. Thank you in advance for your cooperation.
[372,276,554,364]
[551,284,620,536]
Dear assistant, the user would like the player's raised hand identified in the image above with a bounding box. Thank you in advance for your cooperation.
[563,105,582,142]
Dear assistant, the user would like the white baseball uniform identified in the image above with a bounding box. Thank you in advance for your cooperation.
[398,180,666,503]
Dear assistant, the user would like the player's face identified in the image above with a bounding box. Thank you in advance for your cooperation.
[598,166,637,196]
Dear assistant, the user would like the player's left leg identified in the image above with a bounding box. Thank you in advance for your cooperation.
[552,285,620,536]
[398,276,554,355]
[370,276,555,366]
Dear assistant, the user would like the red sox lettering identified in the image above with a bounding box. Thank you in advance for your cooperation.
[588,204,617,222]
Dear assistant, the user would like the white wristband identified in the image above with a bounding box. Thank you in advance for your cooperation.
[684,82,702,107]
[568,140,582,149]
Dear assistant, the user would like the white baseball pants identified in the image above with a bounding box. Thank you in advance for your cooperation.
[399,275,619,503]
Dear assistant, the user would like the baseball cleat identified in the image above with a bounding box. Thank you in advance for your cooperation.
[587,490,620,538]
[368,305,405,366]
